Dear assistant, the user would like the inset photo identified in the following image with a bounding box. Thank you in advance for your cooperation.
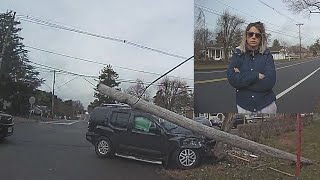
[194,0,320,113]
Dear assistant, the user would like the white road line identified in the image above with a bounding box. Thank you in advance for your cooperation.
[276,67,320,99]
[195,70,227,74]
[276,59,315,70]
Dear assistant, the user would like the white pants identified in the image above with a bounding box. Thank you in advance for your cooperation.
[237,101,277,114]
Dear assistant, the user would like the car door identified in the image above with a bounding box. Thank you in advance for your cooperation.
[107,110,131,153]
[126,113,166,159]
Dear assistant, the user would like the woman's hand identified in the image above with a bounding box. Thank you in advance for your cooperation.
[234,68,240,73]
[259,73,265,80]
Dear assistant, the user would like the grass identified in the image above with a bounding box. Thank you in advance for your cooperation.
[194,61,229,70]
[161,119,320,180]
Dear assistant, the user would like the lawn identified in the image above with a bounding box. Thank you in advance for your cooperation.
[161,119,320,180]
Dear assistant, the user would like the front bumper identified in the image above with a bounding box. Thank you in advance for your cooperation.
[0,123,14,138]
[86,131,99,144]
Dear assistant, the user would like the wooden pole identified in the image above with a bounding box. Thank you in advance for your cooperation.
[97,84,313,165]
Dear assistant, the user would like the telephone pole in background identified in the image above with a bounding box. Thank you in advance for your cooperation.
[296,23,303,59]
[51,70,56,118]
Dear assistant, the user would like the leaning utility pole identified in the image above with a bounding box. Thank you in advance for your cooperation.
[0,12,16,72]
[296,23,303,59]
[51,70,56,118]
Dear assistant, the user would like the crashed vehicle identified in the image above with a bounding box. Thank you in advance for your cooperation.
[0,111,14,140]
[86,104,216,169]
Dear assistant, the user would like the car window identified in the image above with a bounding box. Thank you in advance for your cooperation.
[91,107,108,122]
[133,116,155,133]
[110,112,130,129]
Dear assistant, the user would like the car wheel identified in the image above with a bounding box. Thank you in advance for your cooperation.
[173,148,200,169]
[95,137,114,158]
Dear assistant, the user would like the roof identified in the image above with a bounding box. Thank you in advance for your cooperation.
[269,46,285,52]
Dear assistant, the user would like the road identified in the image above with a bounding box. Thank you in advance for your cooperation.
[194,58,320,113]
[0,118,167,180]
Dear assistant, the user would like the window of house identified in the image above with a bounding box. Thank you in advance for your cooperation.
[110,112,130,129]
[216,49,221,58]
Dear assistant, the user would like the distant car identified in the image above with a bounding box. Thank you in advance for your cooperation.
[232,114,246,128]
[193,117,212,127]
[0,111,14,141]
[86,104,216,169]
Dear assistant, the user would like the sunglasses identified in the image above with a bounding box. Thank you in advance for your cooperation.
[247,31,262,38]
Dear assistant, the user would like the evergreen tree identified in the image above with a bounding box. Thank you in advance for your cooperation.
[88,64,121,109]
[0,11,43,115]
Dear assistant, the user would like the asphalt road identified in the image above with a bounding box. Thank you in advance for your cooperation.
[194,58,320,113]
[0,118,168,180]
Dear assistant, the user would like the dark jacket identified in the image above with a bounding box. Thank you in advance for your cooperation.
[227,48,276,112]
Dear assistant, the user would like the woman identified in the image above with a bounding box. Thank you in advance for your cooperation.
[227,21,277,114]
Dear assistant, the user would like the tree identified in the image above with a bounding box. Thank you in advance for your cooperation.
[88,64,120,109]
[216,11,245,61]
[153,77,192,114]
[194,8,215,61]
[272,39,281,47]
[0,11,43,115]
[309,38,320,56]
[283,0,320,15]
[124,79,151,102]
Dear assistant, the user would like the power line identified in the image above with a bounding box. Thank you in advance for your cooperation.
[256,0,300,24]
[133,55,194,106]
[16,14,188,60]
[25,45,193,81]
[210,0,301,35]
[32,61,194,89]
[195,4,299,39]
[56,76,79,89]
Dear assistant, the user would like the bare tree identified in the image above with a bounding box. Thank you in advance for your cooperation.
[216,11,245,61]
[153,77,192,114]
[283,0,320,15]
[124,79,151,102]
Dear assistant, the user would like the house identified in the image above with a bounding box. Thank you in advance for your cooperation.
[31,105,49,117]
[269,46,287,60]
[287,45,308,59]
[198,45,232,61]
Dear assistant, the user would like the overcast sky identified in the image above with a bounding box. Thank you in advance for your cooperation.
[195,0,320,47]
[1,0,194,109]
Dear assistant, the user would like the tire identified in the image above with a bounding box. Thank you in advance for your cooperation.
[173,148,200,169]
[94,136,114,158]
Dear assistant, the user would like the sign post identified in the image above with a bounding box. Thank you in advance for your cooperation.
[29,96,35,119]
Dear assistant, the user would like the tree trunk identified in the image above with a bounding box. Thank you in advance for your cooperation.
[97,84,313,165]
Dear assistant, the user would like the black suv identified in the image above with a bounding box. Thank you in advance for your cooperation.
[86,104,215,169]
[0,111,14,140]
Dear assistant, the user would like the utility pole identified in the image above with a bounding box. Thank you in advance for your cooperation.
[0,12,16,73]
[296,23,303,59]
[51,70,56,118]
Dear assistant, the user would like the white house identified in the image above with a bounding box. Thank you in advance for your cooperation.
[269,46,287,60]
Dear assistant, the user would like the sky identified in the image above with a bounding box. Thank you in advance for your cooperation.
[1,0,194,109]
[195,0,320,48]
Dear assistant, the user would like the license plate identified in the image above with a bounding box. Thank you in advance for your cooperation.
[8,127,12,133]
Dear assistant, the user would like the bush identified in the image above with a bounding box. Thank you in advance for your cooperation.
[237,116,313,142]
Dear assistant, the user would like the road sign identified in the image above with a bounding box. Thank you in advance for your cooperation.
[29,96,36,105]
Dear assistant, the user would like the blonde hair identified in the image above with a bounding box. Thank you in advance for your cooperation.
[239,21,268,54]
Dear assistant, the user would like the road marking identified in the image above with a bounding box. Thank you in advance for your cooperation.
[276,67,320,99]
[40,120,80,125]
[276,59,315,70]
[195,59,317,84]
[195,78,228,84]
[195,70,227,74]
